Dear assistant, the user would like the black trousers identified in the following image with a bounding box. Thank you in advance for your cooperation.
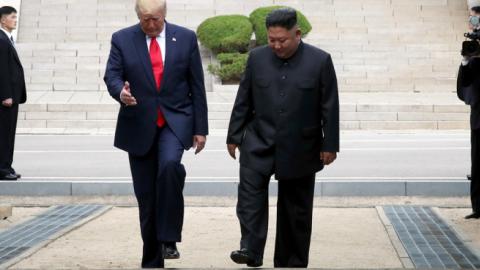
[0,104,18,176]
[237,166,315,268]
[471,129,480,212]
[128,126,186,268]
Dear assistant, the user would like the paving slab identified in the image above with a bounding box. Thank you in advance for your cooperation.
[0,206,12,220]
[8,207,403,269]
[1,201,477,269]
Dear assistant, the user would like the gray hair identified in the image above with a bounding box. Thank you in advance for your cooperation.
[135,0,166,16]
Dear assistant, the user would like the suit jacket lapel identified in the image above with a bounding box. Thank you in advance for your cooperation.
[161,22,176,91]
[133,24,156,91]
[0,31,22,66]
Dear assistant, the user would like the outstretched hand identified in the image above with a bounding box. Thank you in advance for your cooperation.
[120,81,137,106]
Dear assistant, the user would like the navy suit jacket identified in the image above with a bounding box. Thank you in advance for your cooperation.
[104,22,208,156]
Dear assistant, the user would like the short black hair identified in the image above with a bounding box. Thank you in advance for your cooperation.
[265,8,297,30]
[0,6,17,18]
[472,6,480,13]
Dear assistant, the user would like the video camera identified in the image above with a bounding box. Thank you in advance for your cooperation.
[462,30,480,57]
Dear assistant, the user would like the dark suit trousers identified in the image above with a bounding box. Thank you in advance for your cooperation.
[237,165,316,267]
[471,129,480,212]
[0,104,18,176]
[128,125,186,268]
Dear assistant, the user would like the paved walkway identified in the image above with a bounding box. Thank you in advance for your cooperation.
[0,197,478,269]
[0,131,471,196]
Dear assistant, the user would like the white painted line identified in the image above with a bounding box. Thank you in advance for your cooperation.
[14,147,470,153]
[18,176,467,181]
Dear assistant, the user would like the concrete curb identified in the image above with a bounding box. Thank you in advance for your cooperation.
[0,180,470,196]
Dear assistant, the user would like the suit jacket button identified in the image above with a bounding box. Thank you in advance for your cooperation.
[281,75,286,80]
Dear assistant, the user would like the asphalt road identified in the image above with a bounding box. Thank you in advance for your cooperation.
[13,131,471,181]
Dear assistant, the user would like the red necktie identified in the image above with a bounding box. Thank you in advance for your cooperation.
[149,37,165,127]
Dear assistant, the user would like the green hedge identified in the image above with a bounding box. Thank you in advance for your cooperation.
[208,53,248,83]
[249,6,312,46]
[197,15,253,54]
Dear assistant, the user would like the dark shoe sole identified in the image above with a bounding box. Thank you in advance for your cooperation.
[465,213,480,219]
[164,254,180,259]
[230,252,262,267]
[247,261,263,267]
[230,252,250,264]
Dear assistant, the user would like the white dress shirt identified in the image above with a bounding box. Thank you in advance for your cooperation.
[145,24,166,63]
[0,27,14,46]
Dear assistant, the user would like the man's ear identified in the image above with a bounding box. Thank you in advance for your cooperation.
[295,28,302,39]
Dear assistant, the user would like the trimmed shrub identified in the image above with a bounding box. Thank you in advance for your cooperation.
[249,6,312,46]
[208,53,248,83]
[197,15,253,54]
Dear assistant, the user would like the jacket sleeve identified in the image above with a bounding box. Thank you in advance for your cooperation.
[319,54,340,152]
[457,59,480,103]
[188,33,209,136]
[0,41,13,101]
[226,53,253,145]
[103,32,125,104]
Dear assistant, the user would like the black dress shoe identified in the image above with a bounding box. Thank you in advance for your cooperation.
[467,174,472,180]
[0,173,18,181]
[163,243,180,259]
[230,249,263,267]
[465,212,480,219]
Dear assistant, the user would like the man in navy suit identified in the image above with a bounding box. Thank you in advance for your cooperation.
[0,6,26,181]
[104,0,208,267]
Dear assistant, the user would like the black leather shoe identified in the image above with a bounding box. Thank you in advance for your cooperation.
[163,243,180,259]
[465,212,480,219]
[0,173,18,181]
[467,174,472,180]
[230,249,263,267]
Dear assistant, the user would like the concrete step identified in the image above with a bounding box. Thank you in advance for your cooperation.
[16,91,470,131]
[14,0,468,97]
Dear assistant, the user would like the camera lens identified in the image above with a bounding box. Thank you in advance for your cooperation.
[469,15,480,27]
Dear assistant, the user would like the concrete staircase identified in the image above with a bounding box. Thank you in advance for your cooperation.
[13,0,471,132]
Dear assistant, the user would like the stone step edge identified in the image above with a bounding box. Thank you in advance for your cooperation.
[0,180,470,197]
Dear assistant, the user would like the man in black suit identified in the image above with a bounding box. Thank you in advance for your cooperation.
[457,5,480,219]
[104,0,208,267]
[227,8,339,268]
[0,6,26,181]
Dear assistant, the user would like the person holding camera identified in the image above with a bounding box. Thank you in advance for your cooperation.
[457,4,480,219]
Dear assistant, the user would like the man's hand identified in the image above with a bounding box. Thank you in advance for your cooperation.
[227,144,238,159]
[193,135,206,154]
[1,98,13,107]
[320,152,337,165]
[120,81,137,106]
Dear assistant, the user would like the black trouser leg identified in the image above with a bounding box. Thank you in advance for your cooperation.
[237,165,270,260]
[274,174,316,268]
[129,145,164,268]
[471,129,480,212]
[0,104,18,176]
